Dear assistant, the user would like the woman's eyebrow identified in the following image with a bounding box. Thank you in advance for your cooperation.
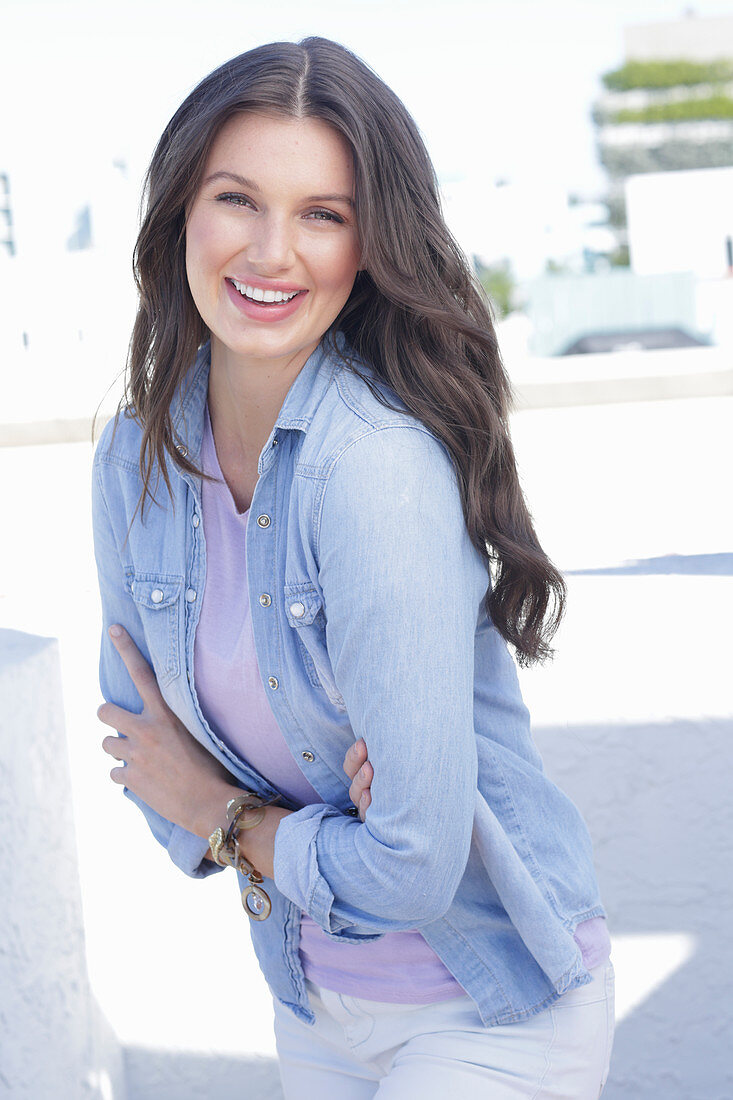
[203,170,257,188]
[203,169,353,205]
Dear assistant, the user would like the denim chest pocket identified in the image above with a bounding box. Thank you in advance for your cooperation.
[283,582,346,710]
[126,570,183,687]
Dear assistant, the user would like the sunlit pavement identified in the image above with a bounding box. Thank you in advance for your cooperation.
[2,380,731,1096]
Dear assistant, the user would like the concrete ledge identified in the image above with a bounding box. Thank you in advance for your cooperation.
[1,347,731,446]
[511,344,733,410]
[514,365,733,409]
[0,415,113,448]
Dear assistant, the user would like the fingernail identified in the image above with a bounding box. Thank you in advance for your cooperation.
[109,624,122,638]
[359,766,367,780]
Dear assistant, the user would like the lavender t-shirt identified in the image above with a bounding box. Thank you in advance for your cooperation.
[193,406,610,1002]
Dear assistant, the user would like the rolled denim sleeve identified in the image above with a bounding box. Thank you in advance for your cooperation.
[273,425,487,932]
[92,451,222,881]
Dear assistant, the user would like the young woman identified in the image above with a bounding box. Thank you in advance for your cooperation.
[93,36,614,1098]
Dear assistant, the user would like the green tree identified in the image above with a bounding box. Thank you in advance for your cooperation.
[602,58,733,91]
[475,259,516,319]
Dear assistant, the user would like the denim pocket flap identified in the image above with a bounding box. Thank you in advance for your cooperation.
[128,573,183,610]
[283,583,324,628]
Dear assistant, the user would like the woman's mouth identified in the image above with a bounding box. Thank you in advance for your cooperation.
[225,278,307,321]
[229,278,303,305]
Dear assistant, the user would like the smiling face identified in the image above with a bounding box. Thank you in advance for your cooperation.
[185,112,361,377]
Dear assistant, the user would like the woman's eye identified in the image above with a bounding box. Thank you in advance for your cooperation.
[307,209,344,224]
[217,193,254,208]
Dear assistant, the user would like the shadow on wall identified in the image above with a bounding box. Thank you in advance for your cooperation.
[565,552,733,576]
[124,1049,282,1100]
[534,715,733,1100]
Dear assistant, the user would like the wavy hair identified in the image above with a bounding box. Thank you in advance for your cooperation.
[125,35,565,665]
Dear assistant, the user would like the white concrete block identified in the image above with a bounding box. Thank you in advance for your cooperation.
[0,630,124,1100]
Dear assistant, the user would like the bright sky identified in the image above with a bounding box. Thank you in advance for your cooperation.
[4,0,733,199]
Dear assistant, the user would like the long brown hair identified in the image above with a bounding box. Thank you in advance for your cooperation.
[125,36,565,665]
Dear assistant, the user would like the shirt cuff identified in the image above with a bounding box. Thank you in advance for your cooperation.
[123,786,222,880]
[273,804,352,932]
[168,824,223,879]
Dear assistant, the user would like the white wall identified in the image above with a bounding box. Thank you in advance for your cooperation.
[626,166,733,279]
[0,630,124,1100]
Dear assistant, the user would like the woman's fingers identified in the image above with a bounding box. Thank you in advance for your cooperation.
[348,760,373,809]
[101,733,128,761]
[343,737,367,781]
[108,625,164,711]
[97,700,137,731]
[343,739,372,821]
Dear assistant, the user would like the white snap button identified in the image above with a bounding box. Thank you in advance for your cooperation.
[259,593,272,607]
[301,750,315,763]
[192,514,200,528]
[257,514,271,528]
[268,676,279,690]
[151,588,164,604]
[186,588,197,602]
[289,601,305,619]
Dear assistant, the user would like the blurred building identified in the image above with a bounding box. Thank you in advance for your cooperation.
[626,164,733,278]
[0,149,139,425]
[524,269,699,357]
[594,13,733,251]
[0,172,14,258]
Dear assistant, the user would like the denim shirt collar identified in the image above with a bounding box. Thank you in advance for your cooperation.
[170,331,345,469]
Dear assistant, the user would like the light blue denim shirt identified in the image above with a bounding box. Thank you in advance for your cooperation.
[92,334,606,1028]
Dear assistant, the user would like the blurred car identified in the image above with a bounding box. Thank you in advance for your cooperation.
[560,327,709,355]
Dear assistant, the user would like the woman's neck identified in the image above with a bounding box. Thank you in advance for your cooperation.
[205,338,313,512]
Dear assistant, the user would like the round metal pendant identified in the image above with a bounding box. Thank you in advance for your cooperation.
[242,883,271,921]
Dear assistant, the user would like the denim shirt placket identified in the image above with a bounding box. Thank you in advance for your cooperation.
[243,428,318,1015]
[177,426,311,1014]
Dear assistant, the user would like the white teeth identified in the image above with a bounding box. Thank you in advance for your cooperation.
[231,279,299,304]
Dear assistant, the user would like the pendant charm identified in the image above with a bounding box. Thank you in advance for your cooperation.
[241,882,272,921]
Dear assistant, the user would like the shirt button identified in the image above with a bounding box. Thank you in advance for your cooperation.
[151,588,164,604]
[176,443,188,458]
[268,676,279,690]
[259,593,272,607]
[346,806,359,816]
[301,750,315,763]
[192,514,200,528]
[272,436,279,447]
[257,514,271,529]
[186,588,197,602]
[289,601,305,619]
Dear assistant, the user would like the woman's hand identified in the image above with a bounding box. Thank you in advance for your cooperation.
[343,738,373,821]
[98,624,242,838]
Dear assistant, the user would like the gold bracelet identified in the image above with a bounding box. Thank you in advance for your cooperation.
[207,791,276,921]
[226,794,267,837]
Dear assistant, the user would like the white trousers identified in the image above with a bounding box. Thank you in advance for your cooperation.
[273,959,615,1099]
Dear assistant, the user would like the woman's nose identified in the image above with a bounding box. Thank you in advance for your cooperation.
[245,213,295,272]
